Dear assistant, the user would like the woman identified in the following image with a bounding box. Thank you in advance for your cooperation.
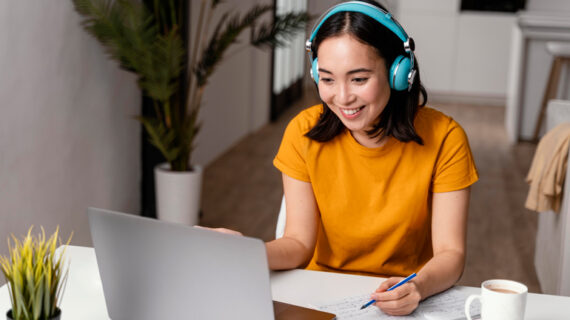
[267,0,478,316]
[213,0,478,316]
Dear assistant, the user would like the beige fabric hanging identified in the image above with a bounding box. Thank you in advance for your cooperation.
[525,123,570,213]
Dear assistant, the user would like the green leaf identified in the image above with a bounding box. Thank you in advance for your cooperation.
[72,0,309,170]
[32,273,45,320]
[194,4,274,87]
[136,116,181,162]
[251,12,311,48]
[138,29,185,102]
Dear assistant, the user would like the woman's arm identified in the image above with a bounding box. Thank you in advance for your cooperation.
[372,187,470,315]
[265,173,320,270]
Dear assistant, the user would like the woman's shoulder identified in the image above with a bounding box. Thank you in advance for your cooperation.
[415,106,460,132]
[416,105,450,122]
[287,104,323,133]
[414,106,467,145]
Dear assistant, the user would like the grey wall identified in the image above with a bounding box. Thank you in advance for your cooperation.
[0,0,279,271]
[0,1,141,266]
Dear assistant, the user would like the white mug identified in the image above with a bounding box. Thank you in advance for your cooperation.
[465,279,528,320]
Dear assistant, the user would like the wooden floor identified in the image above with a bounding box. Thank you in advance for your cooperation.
[200,91,542,293]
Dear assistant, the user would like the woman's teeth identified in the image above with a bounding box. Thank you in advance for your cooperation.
[343,106,364,115]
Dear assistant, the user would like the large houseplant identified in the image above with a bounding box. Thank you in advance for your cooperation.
[72,0,309,223]
[0,227,72,320]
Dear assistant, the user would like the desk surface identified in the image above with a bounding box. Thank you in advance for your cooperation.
[1,246,569,319]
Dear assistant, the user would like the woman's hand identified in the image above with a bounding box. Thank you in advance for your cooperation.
[371,277,422,316]
[194,225,243,236]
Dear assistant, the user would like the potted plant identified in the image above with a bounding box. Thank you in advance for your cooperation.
[72,0,309,225]
[0,227,72,320]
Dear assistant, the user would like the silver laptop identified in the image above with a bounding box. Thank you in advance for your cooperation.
[87,207,335,320]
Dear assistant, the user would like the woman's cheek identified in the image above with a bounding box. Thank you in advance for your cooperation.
[318,86,333,104]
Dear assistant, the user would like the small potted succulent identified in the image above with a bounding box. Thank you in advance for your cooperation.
[0,227,72,320]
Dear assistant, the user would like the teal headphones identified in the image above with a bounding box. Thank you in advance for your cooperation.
[306,1,416,91]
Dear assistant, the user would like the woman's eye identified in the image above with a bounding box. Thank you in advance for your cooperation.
[353,77,368,84]
[320,78,333,84]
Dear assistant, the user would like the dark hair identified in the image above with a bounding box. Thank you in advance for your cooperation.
[305,0,427,145]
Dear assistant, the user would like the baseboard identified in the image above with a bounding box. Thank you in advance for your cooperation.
[428,92,506,107]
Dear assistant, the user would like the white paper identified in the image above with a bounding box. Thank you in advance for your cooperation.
[316,287,480,320]
[418,287,480,320]
[316,293,425,320]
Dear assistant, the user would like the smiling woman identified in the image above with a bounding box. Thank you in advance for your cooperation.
[266,0,478,316]
[206,0,479,317]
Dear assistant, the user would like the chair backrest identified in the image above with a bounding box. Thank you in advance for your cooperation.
[275,195,286,239]
[546,99,570,130]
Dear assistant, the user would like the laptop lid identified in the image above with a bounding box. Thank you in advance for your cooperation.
[87,207,274,320]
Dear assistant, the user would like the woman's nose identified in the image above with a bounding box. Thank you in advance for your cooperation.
[336,83,355,106]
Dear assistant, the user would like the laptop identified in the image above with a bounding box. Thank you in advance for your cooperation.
[87,207,335,320]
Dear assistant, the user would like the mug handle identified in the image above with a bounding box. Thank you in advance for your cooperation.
[464,294,481,320]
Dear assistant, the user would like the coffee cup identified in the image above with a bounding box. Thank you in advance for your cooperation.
[465,279,527,320]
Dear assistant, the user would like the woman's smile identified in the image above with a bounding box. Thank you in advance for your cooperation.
[340,105,366,118]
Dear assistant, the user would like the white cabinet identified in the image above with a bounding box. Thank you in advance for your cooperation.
[396,0,515,102]
[397,0,459,94]
[455,13,515,96]
[505,12,570,142]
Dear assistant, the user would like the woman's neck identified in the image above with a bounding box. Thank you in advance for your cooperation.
[351,130,389,148]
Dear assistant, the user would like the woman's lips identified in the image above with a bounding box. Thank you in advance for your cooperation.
[340,105,365,118]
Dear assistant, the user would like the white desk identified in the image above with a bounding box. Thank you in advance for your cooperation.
[2,246,570,319]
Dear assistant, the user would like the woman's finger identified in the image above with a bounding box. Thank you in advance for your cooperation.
[194,225,243,236]
[375,276,404,293]
[373,282,421,316]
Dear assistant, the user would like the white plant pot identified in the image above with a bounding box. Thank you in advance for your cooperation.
[154,163,203,225]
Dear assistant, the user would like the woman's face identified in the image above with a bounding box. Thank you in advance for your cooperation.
[317,34,391,145]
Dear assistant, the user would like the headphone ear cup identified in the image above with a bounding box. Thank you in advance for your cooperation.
[311,58,319,84]
[389,55,412,91]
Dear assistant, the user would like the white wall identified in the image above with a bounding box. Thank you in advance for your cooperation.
[191,0,273,166]
[0,1,141,264]
[306,0,515,104]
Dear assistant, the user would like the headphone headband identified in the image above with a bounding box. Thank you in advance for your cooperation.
[305,1,416,91]
[308,1,408,44]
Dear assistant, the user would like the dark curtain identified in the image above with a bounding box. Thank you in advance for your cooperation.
[141,0,190,218]
[460,0,526,12]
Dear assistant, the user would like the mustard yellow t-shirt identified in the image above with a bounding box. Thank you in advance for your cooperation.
[273,104,478,277]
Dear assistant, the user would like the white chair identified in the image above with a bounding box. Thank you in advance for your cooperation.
[275,196,287,239]
[534,99,570,296]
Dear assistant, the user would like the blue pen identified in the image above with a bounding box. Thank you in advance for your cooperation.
[359,273,417,310]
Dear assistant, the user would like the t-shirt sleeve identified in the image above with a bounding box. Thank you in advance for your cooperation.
[273,114,311,182]
[432,120,479,193]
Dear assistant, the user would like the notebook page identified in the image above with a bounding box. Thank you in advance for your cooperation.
[416,287,480,320]
[315,293,424,320]
[315,288,480,320]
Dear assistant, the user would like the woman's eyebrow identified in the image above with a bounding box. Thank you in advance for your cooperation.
[318,68,373,75]
[347,68,372,75]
